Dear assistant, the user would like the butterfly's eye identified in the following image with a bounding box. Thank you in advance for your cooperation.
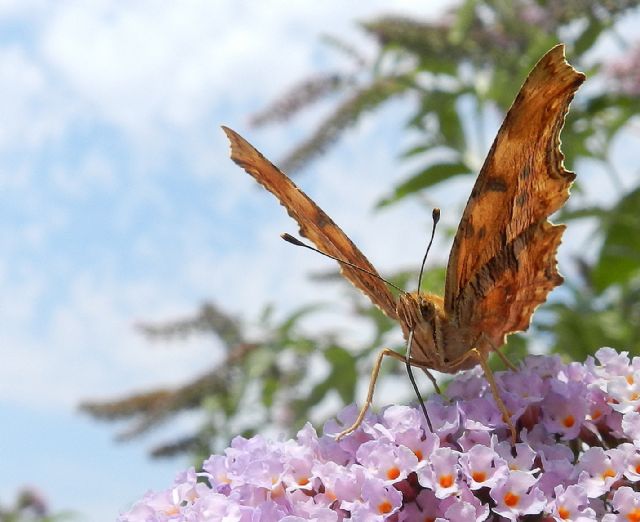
[419,299,435,321]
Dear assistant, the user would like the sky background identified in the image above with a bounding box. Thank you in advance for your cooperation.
[1,2,638,521]
[0,1,459,520]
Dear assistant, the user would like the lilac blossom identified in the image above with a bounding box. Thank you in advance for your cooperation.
[119,348,640,521]
[606,43,640,96]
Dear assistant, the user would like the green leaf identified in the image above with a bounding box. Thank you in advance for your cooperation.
[418,266,446,296]
[276,304,324,337]
[449,0,477,45]
[324,345,357,404]
[377,161,470,207]
[400,144,430,158]
[573,16,605,55]
[261,377,279,408]
[416,54,459,75]
[555,205,607,222]
[592,188,640,292]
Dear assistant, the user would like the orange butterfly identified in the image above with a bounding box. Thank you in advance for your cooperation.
[223,44,584,441]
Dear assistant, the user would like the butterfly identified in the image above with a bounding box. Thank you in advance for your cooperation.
[223,44,585,441]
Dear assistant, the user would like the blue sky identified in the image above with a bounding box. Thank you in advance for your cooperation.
[0,2,455,520]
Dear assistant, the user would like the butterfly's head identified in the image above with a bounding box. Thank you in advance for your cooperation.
[397,292,445,366]
[396,292,443,329]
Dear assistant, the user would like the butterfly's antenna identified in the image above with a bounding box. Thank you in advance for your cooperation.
[417,208,441,292]
[406,207,440,433]
[281,233,405,294]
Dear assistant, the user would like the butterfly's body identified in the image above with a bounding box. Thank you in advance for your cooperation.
[223,44,585,441]
[397,292,474,373]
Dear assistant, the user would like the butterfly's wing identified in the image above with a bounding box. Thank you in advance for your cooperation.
[223,127,398,319]
[443,44,584,353]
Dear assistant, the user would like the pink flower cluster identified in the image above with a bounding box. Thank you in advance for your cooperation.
[606,43,640,96]
[119,348,640,521]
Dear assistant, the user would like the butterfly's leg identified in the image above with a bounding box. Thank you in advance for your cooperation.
[473,349,517,443]
[421,368,441,394]
[335,348,434,441]
[480,332,518,372]
[335,348,401,441]
[446,347,517,443]
[494,347,518,372]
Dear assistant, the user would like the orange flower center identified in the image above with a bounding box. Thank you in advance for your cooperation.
[504,491,520,507]
[378,500,392,514]
[591,409,602,420]
[627,374,635,385]
[635,463,640,474]
[630,392,640,401]
[558,506,570,519]
[414,449,424,461]
[387,467,400,480]
[627,508,640,522]
[602,468,616,479]
[297,477,309,486]
[562,415,575,428]
[439,474,454,488]
[472,471,487,483]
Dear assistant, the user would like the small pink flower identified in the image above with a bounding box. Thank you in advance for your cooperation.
[440,483,489,521]
[602,486,640,522]
[398,489,445,521]
[398,429,440,466]
[356,439,418,484]
[344,477,402,520]
[425,395,460,438]
[459,396,505,431]
[312,460,363,504]
[460,444,508,490]
[589,348,631,377]
[499,369,545,404]
[371,404,424,444]
[542,382,587,440]
[575,447,625,498]
[605,44,640,96]
[550,484,596,522]
[622,411,640,444]
[417,447,461,499]
[618,443,640,482]
[446,366,486,400]
[457,429,492,451]
[494,439,538,473]
[490,470,546,521]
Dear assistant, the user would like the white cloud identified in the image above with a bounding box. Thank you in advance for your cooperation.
[39,1,449,142]
[0,46,68,151]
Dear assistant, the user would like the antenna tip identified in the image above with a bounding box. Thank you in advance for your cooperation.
[281,233,305,247]
[432,208,441,223]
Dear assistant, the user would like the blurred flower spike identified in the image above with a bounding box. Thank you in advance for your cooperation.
[119,348,640,521]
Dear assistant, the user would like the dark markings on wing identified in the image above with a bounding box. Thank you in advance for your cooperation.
[444,44,584,344]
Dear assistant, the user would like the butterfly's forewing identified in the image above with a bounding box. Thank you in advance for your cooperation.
[223,127,398,319]
[443,44,585,351]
